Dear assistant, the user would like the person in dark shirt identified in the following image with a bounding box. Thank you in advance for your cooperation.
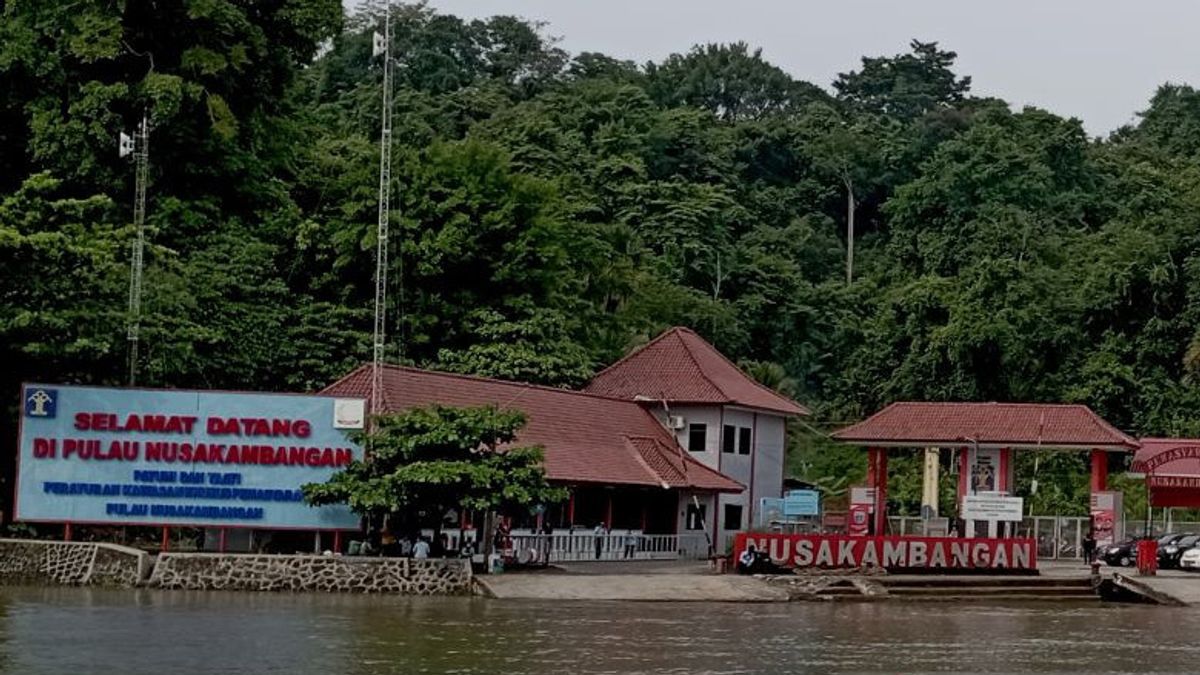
[1082,529,1097,564]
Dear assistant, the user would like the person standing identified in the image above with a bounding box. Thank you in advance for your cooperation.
[413,537,431,559]
[593,523,606,560]
[623,530,639,559]
[1083,529,1097,565]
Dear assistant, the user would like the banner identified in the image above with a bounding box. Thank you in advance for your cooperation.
[17,384,364,530]
[735,533,1037,571]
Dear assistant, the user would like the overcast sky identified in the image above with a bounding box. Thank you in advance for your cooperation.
[415,0,1200,135]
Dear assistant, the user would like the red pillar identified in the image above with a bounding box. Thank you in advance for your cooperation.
[1091,450,1108,493]
[567,490,576,526]
[640,494,648,532]
[218,528,227,553]
[63,522,72,542]
[867,448,888,535]
[333,530,342,554]
[160,526,170,552]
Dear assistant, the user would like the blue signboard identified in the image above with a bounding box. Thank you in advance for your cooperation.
[17,384,364,530]
[783,489,821,517]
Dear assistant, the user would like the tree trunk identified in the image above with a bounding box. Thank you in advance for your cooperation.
[844,177,856,284]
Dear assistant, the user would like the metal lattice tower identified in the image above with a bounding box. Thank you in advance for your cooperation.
[124,112,150,386]
[371,3,394,418]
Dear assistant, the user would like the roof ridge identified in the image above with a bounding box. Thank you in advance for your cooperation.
[351,363,657,406]
[622,436,670,488]
[677,330,810,414]
[672,329,727,401]
[587,327,688,383]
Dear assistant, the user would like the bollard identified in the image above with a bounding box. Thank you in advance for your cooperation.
[1136,539,1158,576]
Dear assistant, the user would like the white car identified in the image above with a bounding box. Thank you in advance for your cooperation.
[1179,546,1200,570]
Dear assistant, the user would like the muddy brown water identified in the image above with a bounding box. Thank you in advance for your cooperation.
[0,587,1195,674]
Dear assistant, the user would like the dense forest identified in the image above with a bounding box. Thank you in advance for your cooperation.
[5,1,1200,518]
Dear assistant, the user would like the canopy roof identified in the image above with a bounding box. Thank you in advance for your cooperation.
[322,364,743,493]
[585,327,809,416]
[1131,439,1200,508]
[832,402,1138,450]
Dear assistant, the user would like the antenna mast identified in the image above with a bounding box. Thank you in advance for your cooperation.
[121,111,150,386]
[371,3,394,417]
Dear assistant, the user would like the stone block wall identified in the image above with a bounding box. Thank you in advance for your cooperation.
[0,539,150,587]
[149,553,471,594]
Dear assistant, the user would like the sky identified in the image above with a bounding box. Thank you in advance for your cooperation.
[412,0,1200,136]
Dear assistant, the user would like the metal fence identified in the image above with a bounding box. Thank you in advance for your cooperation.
[885,515,1109,560]
[507,532,712,563]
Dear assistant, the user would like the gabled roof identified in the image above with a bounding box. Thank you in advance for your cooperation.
[832,402,1138,450]
[321,365,743,493]
[584,327,809,416]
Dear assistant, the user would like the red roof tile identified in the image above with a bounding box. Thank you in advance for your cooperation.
[321,365,743,493]
[624,436,743,491]
[584,327,809,416]
[832,402,1137,450]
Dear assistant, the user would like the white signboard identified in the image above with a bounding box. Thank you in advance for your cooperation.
[850,486,876,506]
[961,494,1023,522]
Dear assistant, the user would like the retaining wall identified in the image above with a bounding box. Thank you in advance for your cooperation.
[0,539,151,586]
[148,553,471,594]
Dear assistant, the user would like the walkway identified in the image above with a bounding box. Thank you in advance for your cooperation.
[478,572,789,602]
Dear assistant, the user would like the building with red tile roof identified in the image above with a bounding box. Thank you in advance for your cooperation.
[832,401,1138,450]
[321,326,810,545]
[321,364,741,494]
[585,327,809,416]
[832,401,1136,540]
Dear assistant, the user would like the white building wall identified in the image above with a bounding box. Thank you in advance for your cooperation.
[650,404,789,539]
[751,412,787,525]
[653,405,722,472]
[717,408,753,535]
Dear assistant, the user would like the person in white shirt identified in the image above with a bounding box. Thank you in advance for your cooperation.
[412,538,430,559]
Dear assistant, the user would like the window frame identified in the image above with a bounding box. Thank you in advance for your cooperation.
[723,503,743,531]
[738,426,752,455]
[722,424,736,454]
[687,423,707,453]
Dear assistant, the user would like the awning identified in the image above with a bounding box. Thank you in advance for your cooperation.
[1131,439,1200,507]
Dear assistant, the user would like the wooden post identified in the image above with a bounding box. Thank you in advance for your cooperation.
[566,489,576,527]
[63,522,72,542]
[218,528,227,553]
[604,490,613,529]
[333,530,342,554]
[160,526,169,552]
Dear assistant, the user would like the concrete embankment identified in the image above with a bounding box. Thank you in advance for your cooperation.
[0,538,471,595]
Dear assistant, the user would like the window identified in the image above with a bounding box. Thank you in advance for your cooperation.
[687,423,707,453]
[738,427,752,455]
[722,425,736,454]
[685,503,707,530]
[723,504,743,531]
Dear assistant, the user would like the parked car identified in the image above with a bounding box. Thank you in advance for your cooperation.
[1159,534,1200,569]
[1180,546,1200,570]
[1101,539,1139,566]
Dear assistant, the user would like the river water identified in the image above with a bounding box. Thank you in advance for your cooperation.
[0,587,1196,674]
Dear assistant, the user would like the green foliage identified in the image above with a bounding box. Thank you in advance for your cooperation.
[10,1,1200,524]
[302,406,567,521]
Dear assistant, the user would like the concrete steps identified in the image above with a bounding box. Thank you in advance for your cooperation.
[866,575,1097,601]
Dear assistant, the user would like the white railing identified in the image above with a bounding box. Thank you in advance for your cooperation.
[506,532,712,563]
